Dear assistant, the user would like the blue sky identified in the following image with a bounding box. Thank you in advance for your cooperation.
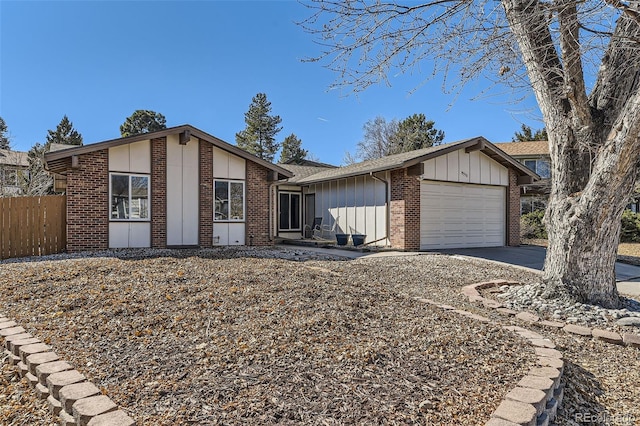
[1,0,543,165]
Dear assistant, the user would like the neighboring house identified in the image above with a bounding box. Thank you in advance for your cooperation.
[495,141,550,214]
[277,137,537,250]
[0,148,28,196]
[44,126,538,252]
[44,125,293,252]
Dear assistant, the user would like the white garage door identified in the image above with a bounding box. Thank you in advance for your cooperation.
[420,181,506,250]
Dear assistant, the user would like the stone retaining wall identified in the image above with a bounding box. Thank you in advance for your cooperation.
[0,316,135,426]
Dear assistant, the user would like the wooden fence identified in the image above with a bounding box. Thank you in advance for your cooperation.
[0,195,67,260]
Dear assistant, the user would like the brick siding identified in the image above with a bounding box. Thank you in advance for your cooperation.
[245,161,272,246]
[66,150,108,252]
[151,138,167,248]
[199,141,213,248]
[507,168,521,246]
[389,168,421,251]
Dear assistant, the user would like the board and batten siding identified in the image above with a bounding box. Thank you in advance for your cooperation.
[108,140,151,248]
[307,174,388,245]
[212,146,246,246]
[166,134,199,246]
[422,149,509,186]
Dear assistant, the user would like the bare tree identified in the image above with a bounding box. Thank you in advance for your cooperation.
[301,0,640,308]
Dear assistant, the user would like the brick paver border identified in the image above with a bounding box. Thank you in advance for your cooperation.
[0,316,135,426]
[457,279,640,426]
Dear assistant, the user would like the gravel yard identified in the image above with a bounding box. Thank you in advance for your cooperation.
[0,247,638,425]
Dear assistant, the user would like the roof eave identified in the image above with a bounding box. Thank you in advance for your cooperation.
[44,124,293,178]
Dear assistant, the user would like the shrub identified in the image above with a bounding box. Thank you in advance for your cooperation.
[520,209,547,239]
[620,210,640,242]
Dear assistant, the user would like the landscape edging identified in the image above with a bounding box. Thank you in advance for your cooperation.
[0,316,135,426]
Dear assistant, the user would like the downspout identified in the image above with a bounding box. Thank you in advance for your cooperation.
[369,171,390,247]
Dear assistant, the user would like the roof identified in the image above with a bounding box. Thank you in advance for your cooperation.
[0,148,28,167]
[44,124,293,179]
[279,163,336,183]
[294,137,538,184]
[495,141,549,157]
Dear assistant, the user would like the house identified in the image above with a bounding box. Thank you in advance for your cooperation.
[495,141,550,214]
[44,125,292,252]
[44,125,538,252]
[0,148,28,196]
[277,138,538,250]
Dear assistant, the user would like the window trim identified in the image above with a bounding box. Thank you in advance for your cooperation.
[278,191,302,232]
[522,158,550,178]
[214,179,245,222]
[109,172,151,222]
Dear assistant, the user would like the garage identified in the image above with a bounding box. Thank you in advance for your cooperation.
[420,181,506,249]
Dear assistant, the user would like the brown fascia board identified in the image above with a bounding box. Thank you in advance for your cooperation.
[297,137,539,185]
[44,124,293,178]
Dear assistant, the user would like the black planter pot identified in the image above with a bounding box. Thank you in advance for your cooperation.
[351,234,366,247]
[335,234,349,246]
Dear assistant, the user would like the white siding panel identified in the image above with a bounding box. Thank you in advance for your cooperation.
[213,223,229,246]
[458,151,470,183]
[479,154,491,184]
[420,181,505,249]
[435,155,448,181]
[228,223,245,245]
[128,223,151,247]
[469,151,481,182]
[109,145,130,172]
[308,175,387,244]
[423,158,436,180]
[182,141,199,245]
[212,147,229,178]
[109,223,130,248]
[447,152,459,182]
[129,140,151,173]
[228,154,246,180]
[166,135,198,246]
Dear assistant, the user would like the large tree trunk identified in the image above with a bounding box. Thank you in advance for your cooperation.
[503,0,640,308]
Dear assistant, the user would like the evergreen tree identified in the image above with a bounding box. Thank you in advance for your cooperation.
[348,114,444,162]
[0,117,10,150]
[279,133,307,164]
[46,115,83,146]
[236,93,282,162]
[512,124,548,142]
[120,110,167,137]
[390,113,444,154]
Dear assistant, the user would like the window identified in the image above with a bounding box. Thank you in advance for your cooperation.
[1,168,18,186]
[523,159,550,178]
[279,192,301,231]
[215,180,244,221]
[110,173,150,220]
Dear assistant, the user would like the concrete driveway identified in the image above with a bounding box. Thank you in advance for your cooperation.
[437,245,640,296]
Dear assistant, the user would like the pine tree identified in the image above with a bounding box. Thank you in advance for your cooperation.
[0,117,10,150]
[512,124,548,142]
[120,110,167,137]
[390,113,444,154]
[46,115,83,146]
[236,93,282,162]
[279,133,307,164]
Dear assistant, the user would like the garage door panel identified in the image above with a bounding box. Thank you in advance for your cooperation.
[421,181,505,249]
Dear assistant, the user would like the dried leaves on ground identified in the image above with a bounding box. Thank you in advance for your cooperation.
[0,248,537,425]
